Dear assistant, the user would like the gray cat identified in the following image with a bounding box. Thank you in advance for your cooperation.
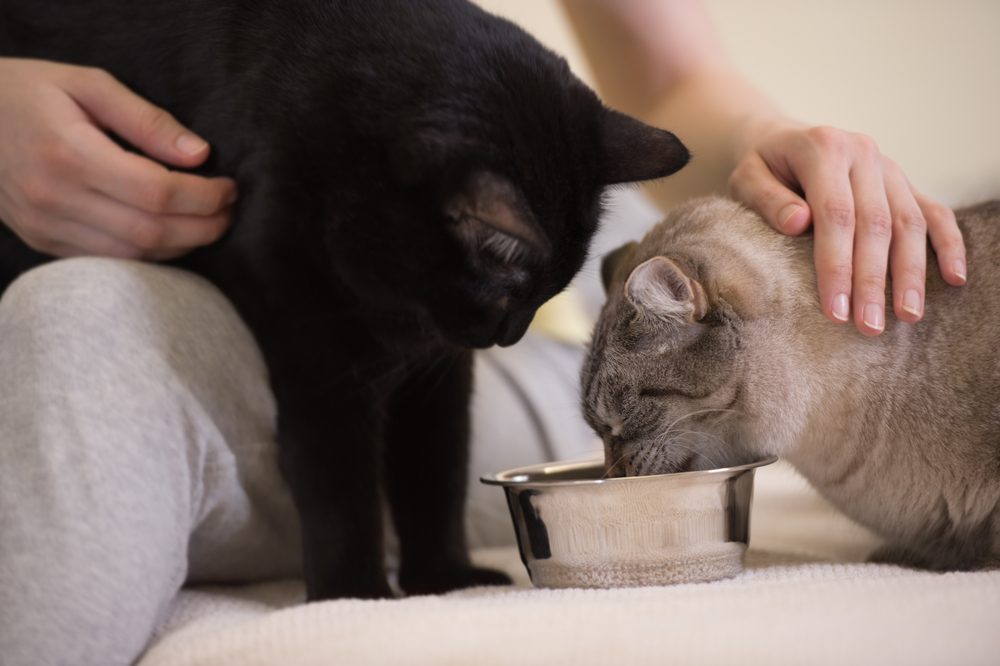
[582,196,1000,571]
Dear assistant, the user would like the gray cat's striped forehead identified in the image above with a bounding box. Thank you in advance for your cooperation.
[580,197,786,442]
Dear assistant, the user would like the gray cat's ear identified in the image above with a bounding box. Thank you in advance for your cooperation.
[601,242,638,295]
[598,110,690,185]
[445,171,551,259]
[624,256,708,324]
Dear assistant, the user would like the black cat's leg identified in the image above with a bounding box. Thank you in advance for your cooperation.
[184,167,399,601]
[275,382,395,601]
[384,350,512,595]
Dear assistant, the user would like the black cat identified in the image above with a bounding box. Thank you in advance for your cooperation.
[0,0,688,599]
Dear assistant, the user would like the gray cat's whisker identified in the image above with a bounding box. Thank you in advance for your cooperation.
[663,428,730,465]
[600,451,630,479]
[636,440,659,475]
[664,408,737,431]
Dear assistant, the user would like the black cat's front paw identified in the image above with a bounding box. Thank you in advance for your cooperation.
[399,565,512,596]
[306,573,396,602]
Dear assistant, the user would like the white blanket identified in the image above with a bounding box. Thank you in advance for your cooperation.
[138,461,1000,666]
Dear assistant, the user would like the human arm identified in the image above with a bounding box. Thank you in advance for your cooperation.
[0,58,236,261]
[560,0,966,336]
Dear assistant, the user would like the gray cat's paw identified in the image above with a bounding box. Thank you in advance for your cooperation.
[867,544,919,567]
[868,541,997,571]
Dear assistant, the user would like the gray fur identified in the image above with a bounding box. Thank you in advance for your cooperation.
[582,196,1000,571]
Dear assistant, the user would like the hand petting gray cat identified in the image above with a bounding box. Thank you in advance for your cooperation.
[584,196,1000,571]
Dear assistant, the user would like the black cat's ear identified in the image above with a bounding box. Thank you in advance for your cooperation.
[598,110,690,185]
[601,242,638,295]
[445,171,551,259]
[624,256,708,324]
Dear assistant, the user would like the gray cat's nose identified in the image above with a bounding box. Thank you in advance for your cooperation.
[605,456,630,478]
[604,437,632,477]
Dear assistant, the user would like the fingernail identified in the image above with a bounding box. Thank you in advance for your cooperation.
[953,259,966,283]
[778,204,802,229]
[901,289,922,317]
[176,133,209,156]
[832,293,850,321]
[863,303,885,331]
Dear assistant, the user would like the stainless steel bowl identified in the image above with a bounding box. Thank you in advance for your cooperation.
[481,457,777,589]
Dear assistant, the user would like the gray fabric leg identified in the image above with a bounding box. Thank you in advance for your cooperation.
[0,258,300,666]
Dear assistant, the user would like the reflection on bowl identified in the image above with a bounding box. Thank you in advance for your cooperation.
[481,457,777,589]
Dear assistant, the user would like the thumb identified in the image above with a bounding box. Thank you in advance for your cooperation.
[63,67,211,168]
[729,150,812,236]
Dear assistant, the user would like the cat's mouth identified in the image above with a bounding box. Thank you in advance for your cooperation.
[440,309,535,349]
[639,452,699,477]
[494,310,535,347]
[677,453,699,473]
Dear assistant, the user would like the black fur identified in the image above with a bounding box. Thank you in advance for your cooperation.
[0,0,689,599]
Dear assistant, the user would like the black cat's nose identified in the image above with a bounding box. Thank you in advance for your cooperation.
[495,310,534,347]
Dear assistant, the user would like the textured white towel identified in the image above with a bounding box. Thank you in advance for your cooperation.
[139,462,1000,666]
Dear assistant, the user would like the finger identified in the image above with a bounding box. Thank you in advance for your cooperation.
[20,215,145,260]
[846,149,893,337]
[883,163,927,324]
[61,66,213,169]
[728,151,812,235]
[53,188,231,255]
[912,187,966,286]
[71,122,237,216]
[792,145,856,327]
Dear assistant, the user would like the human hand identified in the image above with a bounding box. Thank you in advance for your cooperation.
[728,118,966,336]
[0,58,237,261]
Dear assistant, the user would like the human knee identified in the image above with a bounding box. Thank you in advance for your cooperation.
[0,258,153,330]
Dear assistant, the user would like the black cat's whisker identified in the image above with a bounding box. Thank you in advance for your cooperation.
[315,346,437,388]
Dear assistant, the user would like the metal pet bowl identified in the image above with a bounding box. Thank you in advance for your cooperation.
[481,457,777,589]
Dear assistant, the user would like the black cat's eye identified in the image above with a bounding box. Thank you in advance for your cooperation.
[450,213,541,267]
[481,227,529,263]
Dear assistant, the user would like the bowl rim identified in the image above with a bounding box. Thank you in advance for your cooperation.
[480,456,778,488]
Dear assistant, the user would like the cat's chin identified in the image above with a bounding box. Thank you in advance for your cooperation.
[440,327,503,349]
[439,310,534,349]
[493,310,534,347]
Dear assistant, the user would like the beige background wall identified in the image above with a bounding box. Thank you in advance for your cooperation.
[474,0,1000,208]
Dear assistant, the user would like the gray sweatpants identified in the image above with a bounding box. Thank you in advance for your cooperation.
[0,256,595,666]
[0,259,304,666]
